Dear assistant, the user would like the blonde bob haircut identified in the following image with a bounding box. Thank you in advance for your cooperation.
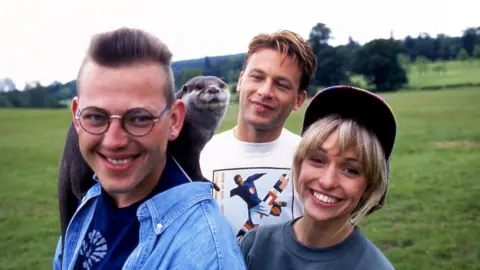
[292,115,388,225]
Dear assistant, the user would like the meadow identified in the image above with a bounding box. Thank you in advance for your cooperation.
[0,87,479,269]
[349,60,480,91]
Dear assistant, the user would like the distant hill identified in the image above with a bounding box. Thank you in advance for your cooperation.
[172,53,245,74]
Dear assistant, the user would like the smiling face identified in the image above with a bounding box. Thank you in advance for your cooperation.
[293,115,389,226]
[236,48,306,132]
[297,128,368,224]
[72,60,185,207]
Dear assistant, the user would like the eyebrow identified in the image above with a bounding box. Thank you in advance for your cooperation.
[315,147,360,162]
[344,157,360,163]
[316,148,327,154]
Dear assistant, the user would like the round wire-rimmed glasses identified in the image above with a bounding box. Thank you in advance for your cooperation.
[75,106,170,137]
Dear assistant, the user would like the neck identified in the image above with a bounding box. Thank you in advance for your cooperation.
[111,155,166,208]
[292,214,354,248]
[235,117,283,143]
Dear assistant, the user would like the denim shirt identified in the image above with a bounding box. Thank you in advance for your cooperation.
[53,157,247,270]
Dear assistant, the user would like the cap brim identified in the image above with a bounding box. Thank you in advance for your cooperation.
[301,85,396,161]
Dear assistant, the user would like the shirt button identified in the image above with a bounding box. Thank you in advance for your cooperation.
[156,223,163,231]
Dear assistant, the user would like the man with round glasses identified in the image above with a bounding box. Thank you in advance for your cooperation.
[53,27,246,269]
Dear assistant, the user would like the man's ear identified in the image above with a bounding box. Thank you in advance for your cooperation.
[293,90,307,111]
[168,99,186,141]
[71,97,80,132]
[236,71,244,93]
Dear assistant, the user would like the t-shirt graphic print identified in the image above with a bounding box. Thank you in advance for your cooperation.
[78,229,108,269]
[212,166,297,239]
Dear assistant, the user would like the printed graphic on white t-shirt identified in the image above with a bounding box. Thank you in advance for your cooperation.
[212,166,297,238]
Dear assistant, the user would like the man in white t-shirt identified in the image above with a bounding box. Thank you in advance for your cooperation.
[200,30,317,240]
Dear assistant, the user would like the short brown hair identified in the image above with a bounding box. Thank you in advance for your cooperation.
[242,30,317,92]
[77,27,176,106]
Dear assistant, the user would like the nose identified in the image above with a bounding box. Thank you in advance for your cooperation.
[318,164,339,190]
[257,80,274,97]
[207,87,220,94]
[102,119,129,149]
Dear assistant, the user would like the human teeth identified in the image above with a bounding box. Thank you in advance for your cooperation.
[107,157,133,165]
[313,191,339,204]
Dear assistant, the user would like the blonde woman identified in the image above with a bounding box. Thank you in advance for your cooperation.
[239,85,396,269]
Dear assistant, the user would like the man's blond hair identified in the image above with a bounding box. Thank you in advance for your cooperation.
[243,30,317,92]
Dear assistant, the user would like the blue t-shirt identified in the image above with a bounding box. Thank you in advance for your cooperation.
[75,156,189,269]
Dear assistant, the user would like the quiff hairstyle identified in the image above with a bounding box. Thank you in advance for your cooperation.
[292,115,388,226]
[76,27,176,107]
[242,30,317,92]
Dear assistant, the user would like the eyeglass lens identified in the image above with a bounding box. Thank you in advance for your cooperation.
[78,107,157,136]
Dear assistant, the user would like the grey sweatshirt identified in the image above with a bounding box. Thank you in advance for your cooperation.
[239,218,394,270]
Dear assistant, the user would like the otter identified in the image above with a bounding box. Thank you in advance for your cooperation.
[167,76,230,186]
[57,75,230,250]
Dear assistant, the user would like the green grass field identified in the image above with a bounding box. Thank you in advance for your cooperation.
[350,60,480,91]
[408,60,480,89]
[1,87,479,269]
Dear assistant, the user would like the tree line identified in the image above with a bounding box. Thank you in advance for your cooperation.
[0,81,70,108]
[1,22,479,108]
[172,23,480,96]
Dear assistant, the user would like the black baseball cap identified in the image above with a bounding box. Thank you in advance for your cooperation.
[301,85,397,213]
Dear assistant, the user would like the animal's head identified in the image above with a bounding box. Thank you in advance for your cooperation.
[176,76,230,112]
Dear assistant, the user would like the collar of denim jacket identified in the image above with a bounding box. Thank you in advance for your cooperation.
[139,180,214,234]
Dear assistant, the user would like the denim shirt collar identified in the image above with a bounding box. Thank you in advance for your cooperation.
[139,181,214,234]
[82,154,215,235]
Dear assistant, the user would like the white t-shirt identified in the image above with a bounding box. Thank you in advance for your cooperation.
[200,127,304,238]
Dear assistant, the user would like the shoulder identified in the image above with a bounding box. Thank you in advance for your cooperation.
[277,128,302,150]
[201,128,234,158]
[153,194,246,269]
[356,231,395,270]
[239,223,284,256]
[238,223,286,269]
[190,197,247,268]
[269,128,301,158]
[206,128,235,145]
[280,128,301,141]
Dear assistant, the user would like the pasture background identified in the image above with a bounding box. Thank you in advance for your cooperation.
[0,86,479,269]
[349,60,480,91]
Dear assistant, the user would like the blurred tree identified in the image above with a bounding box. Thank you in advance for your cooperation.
[432,62,447,76]
[472,44,480,59]
[0,94,13,107]
[313,46,350,88]
[415,56,430,76]
[461,27,480,55]
[0,78,16,92]
[178,68,204,87]
[307,23,350,90]
[397,54,411,74]
[352,39,408,91]
[308,23,331,52]
[457,48,470,62]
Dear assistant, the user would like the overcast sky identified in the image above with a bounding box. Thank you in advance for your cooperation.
[1,0,479,89]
